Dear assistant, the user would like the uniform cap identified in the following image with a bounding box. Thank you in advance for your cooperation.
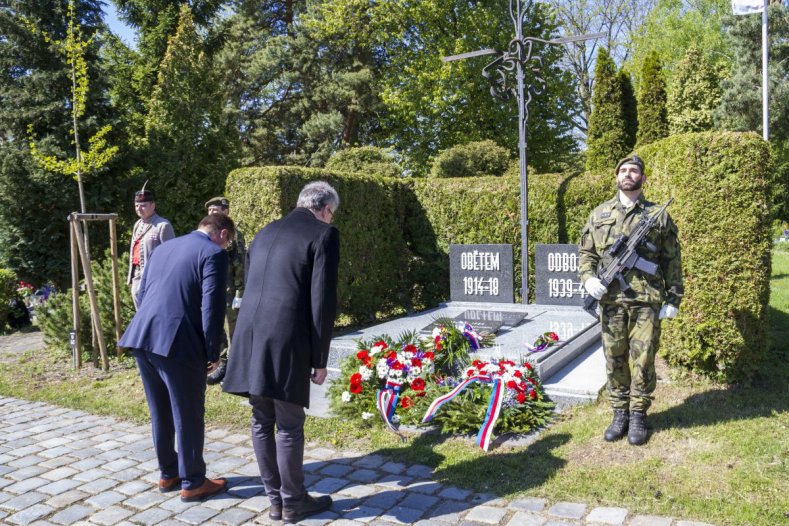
[615,155,645,175]
[205,196,230,209]
[134,181,155,203]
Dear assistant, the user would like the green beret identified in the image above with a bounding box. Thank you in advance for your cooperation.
[205,196,230,209]
[615,155,645,175]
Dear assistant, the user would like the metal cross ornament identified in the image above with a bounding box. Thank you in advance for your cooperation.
[443,0,603,304]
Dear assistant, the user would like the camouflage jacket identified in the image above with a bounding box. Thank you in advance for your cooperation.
[579,194,683,307]
[226,229,247,300]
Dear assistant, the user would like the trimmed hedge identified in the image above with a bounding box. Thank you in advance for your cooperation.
[429,140,511,178]
[227,131,773,380]
[636,131,772,381]
[225,167,409,323]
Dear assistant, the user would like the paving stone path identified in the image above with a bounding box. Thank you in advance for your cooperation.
[0,395,717,526]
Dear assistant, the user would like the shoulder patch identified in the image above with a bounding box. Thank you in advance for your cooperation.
[600,211,612,219]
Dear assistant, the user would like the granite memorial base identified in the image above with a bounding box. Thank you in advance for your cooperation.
[307,301,607,416]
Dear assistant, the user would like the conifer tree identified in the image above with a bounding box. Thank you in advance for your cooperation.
[636,50,669,146]
[667,45,722,134]
[620,70,638,151]
[586,48,630,173]
[143,5,239,233]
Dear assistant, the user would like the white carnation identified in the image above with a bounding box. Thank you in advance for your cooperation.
[362,412,373,420]
[359,367,374,381]
[341,391,351,402]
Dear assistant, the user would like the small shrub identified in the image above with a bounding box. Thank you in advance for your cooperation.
[37,252,135,361]
[325,146,403,178]
[429,140,510,178]
[0,268,17,332]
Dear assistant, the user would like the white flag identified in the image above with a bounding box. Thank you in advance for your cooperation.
[732,0,764,15]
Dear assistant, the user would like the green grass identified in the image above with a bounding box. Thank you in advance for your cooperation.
[2,252,789,525]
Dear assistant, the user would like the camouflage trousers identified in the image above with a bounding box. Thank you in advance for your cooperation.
[219,302,238,364]
[600,302,662,412]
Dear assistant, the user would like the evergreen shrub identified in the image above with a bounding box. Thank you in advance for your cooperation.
[636,131,772,381]
[325,146,403,179]
[0,268,17,332]
[429,140,510,178]
[225,167,409,323]
[37,252,135,360]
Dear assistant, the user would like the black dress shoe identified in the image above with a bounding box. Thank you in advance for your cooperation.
[269,503,282,521]
[206,361,227,385]
[283,494,332,523]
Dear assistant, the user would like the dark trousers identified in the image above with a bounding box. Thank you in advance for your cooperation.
[250,396,306,508]
[134,349,207,490]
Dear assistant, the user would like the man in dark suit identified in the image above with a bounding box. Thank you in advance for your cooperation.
[223,181,340,524]
[119,214,235,502]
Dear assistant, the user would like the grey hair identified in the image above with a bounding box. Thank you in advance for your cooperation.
[296,181,340,212]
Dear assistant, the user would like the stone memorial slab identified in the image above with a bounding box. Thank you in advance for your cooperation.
[449,244,513,303]
[534,244,587,306]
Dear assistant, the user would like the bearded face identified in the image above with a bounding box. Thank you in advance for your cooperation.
[616,164,644,192]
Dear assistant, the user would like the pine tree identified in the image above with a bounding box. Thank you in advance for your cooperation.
[620,70,638,151]
[667,45,722,134]
[143,5,239,233]
[0,0,123,286]
[586,48,630,173]
[636,50,669,146]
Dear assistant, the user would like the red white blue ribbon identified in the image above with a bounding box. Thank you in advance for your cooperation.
[422,374,503,451]
[462,323,481,350]
[376,382,403,438]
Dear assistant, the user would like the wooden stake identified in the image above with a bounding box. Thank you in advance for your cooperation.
[109,218,123,357]
[72,220,109,371]
[70,221,82,369]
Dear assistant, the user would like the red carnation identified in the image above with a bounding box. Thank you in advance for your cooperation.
[513,370,523,378]
[424,351,435,360]
[387,351,397,360]
[390,361,404,370]
[411,378,425,391]
[350,373,362,384]
[524,362,533,370]
[506,380,517,389]
[357,350,370,360]
[374,340,388,349]
[529,390,537,400]
[401,396,413,408]
[411,357,422,367]
[350,382,363,394]
[403,344,418,354]
[517,392,527,404]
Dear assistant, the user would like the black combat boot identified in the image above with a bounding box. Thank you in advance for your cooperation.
[604,409,629,441]
[628,411,648,445]
[206,360,227,385]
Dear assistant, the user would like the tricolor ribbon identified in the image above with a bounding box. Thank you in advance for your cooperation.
[376,382,404,439]
[462,323,481,350]
[421,374,504,451]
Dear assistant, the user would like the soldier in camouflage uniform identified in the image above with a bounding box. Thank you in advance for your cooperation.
[204,197,247,385]
[579,156,683,445]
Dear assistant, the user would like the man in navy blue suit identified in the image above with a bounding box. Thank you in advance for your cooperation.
[119,213,235,502]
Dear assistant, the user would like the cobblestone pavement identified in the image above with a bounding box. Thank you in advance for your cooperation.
[0,396,715,526]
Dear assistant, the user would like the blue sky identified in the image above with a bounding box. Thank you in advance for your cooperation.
[103,2,136,48]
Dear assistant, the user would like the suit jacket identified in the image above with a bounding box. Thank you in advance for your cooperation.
[127,213,175,284]
[119,231,229,363]
[222,207,340,407]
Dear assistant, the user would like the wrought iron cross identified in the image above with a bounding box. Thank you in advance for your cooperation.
[443,0,603,304]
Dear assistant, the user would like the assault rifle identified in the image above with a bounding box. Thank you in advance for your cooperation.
[583,198,673,317]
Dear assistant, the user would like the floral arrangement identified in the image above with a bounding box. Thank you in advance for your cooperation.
[423,357,553,450]
[329,320,555,450]
[526,331,560,353]
[16,281,34,299]
[329,331,439,429]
